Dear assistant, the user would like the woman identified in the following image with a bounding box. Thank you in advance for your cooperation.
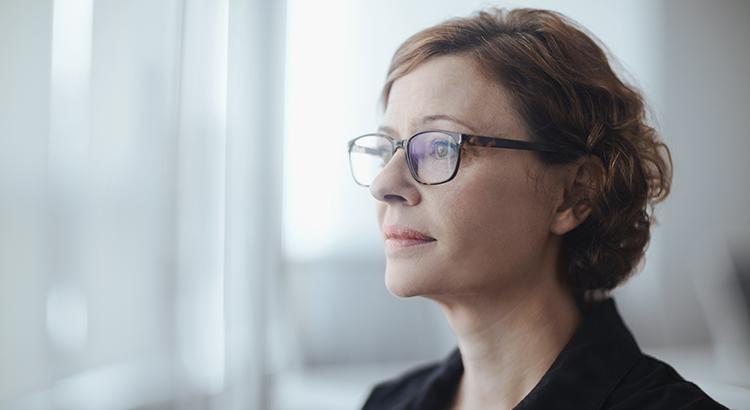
[347,8,726,410]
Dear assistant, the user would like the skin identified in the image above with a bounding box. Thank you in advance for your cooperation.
[369,54,596,410]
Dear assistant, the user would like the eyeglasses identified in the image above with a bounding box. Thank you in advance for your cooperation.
[347,130,554,186]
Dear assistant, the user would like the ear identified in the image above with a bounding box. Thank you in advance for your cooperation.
[550,155,606,236]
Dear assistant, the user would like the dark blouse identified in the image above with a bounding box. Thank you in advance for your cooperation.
[362,299,727,410]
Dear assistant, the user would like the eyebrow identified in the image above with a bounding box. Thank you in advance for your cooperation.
[378,114,481,138]
[420,114,480,134]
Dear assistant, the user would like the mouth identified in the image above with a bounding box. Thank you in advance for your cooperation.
[382,225,437,251]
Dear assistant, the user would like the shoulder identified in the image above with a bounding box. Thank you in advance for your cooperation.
[602,353,728,410]
[361,361,441,410]
[516,299,728,410]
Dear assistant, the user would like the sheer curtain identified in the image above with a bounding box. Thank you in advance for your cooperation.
[0,0,284,409]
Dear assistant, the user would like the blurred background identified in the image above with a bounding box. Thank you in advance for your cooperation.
[1,0,749,409]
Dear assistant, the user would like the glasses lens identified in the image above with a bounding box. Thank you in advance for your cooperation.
[408,132,459,184]
[349,135,393,186]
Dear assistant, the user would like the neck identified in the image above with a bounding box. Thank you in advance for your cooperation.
[434,270,582,410]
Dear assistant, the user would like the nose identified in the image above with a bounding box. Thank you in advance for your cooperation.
[369,148,422,206]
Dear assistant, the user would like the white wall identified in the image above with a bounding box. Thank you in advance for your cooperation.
[660,0,750,375]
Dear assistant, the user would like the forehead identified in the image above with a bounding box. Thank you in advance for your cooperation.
[382,55,526,139]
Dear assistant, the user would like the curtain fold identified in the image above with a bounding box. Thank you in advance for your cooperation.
[0,0,285,408]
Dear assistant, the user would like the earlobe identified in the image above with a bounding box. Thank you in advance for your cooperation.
[550,155,606,235]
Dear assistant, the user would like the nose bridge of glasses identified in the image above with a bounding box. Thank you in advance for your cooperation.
[393,138,407,152]
[385,139,407,167]
[382,138,407,166]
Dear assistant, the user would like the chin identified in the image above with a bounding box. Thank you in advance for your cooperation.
[385,276,417,298]
[384,262,442,298]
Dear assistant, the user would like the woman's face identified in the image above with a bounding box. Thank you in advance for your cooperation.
[371,55,568,301]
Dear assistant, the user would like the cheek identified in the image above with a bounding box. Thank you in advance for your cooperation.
[434,168,553,269]
[375,202,386,227]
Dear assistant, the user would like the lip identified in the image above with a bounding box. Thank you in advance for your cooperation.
[382,225,437,252]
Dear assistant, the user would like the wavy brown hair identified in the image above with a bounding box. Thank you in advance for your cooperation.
[382,9,672,295]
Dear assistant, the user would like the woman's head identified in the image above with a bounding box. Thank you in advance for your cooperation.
[373,8,671,299]
[371,54,574,300]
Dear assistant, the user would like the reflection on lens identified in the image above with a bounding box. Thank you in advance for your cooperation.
[349,135,392,186]
[409,132,459,184]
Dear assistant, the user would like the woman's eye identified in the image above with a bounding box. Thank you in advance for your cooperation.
[432,140,454,158]
[436,144,448,157]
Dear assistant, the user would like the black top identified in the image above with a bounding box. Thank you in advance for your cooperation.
[362,299,727,410]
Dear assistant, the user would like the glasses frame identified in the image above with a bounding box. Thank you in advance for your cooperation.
[347,130,555,186]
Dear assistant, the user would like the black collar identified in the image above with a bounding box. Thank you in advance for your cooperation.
[514,298,641,409]
[410,299,641,410]
[363,299,726,410]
